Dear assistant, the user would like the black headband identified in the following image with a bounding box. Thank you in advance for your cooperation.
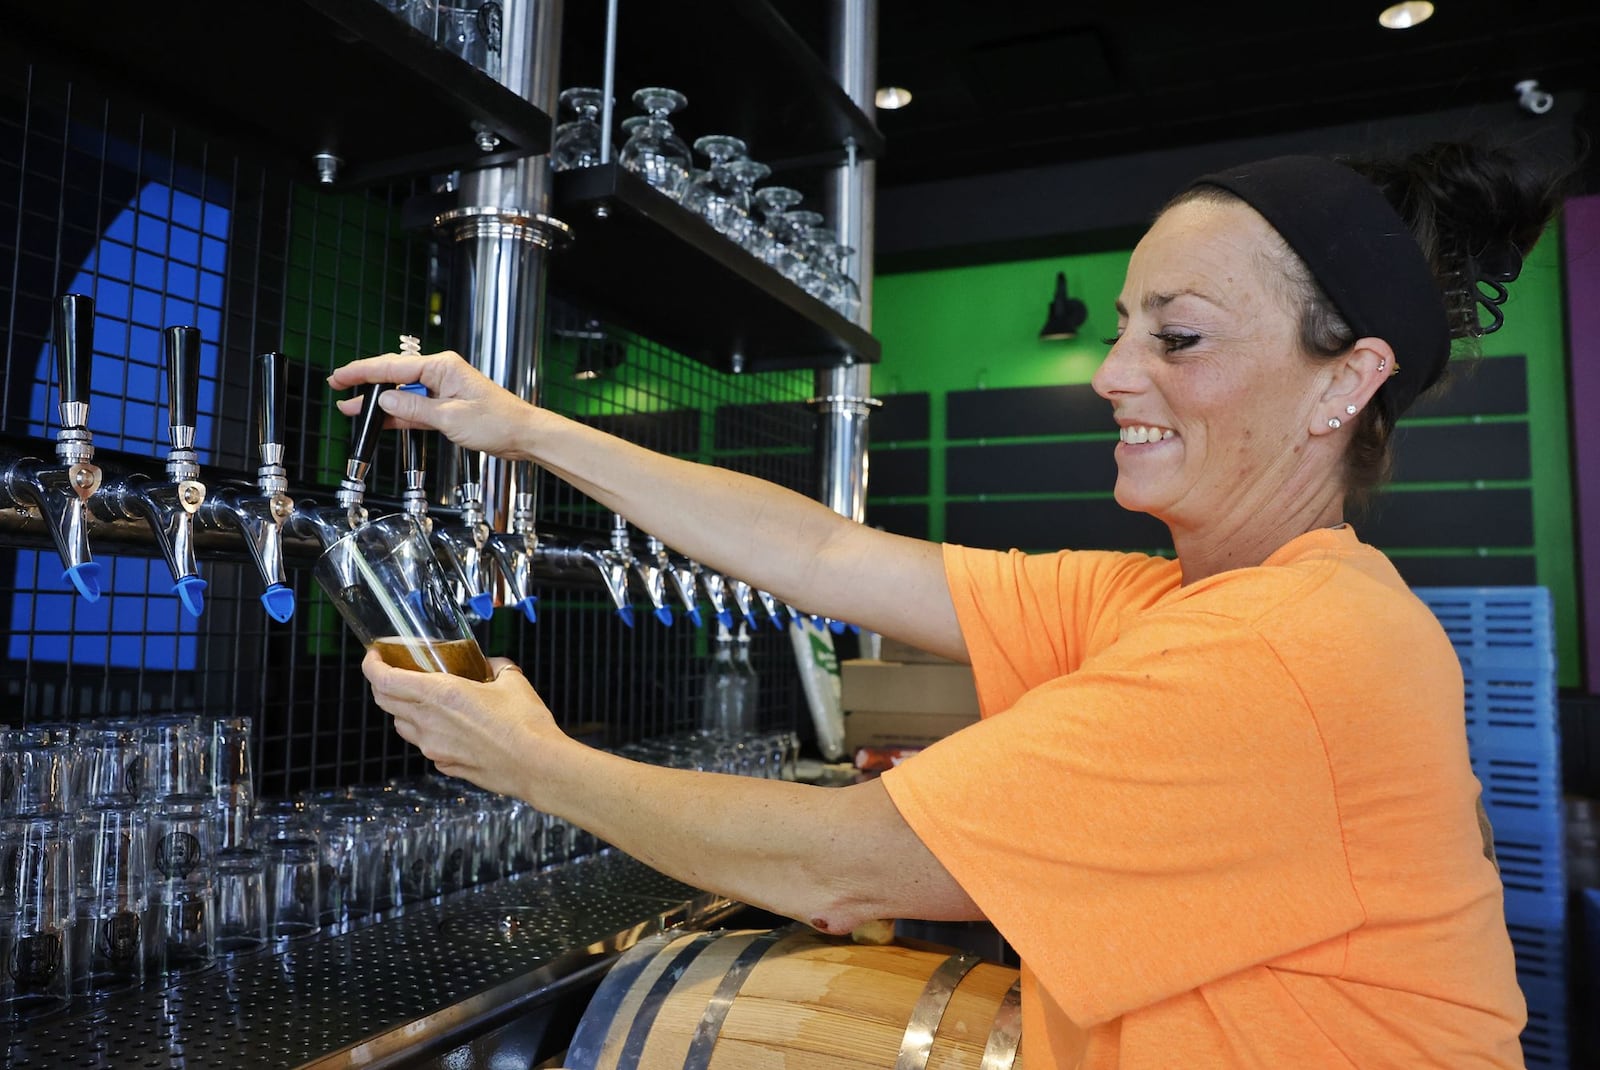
[1190,155,1450,422]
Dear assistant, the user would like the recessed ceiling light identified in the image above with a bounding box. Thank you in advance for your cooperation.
[1379,1,1435,29]
[875,86,913,110]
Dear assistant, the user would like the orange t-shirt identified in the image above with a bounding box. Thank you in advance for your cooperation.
[880,527,1525,1068]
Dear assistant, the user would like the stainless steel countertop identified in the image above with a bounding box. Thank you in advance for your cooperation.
[2,852,730,1069]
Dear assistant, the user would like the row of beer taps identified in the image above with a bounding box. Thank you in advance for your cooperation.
[0,295,845,635]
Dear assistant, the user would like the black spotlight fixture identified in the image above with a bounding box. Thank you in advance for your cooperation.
[1039,271,1087,340]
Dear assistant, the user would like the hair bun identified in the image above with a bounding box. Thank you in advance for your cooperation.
[1346,140,1567,342]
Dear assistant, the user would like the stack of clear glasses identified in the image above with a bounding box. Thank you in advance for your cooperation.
[0,715,246,1020]
[616,729,800,784]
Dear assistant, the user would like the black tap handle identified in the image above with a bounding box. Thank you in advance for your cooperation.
[163,326,201,431]
[456,444,480,486]
[54,294,94,421]
[403,427,426,477]
[349,382,395,470]
[256,351,287,450]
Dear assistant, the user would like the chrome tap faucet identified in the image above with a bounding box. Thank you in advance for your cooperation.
[579,514,636,627]
[199,351,296,622]
[100,326,209,617]
[290,381,395,550]
[754,588,790,630]
[649,536,701,628]
[401,428,495,622]
[693,562,734,631]
[428,445,496,622]
[483,460,540,624]
[1,294,105,599]
[729,577,759,630]
[621,518,672,626]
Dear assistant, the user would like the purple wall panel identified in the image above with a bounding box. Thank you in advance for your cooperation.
[1566,193,1600,694]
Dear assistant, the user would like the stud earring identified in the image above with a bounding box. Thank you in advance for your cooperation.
[1328,417,1342,430]
[1377,359,1387,374]
[1345,404,1358,416]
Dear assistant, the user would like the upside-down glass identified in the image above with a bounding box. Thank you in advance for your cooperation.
[552,87,605,172]
[72,806,147,993]
[80,724,144,809]
[752,186,805,278]
[215,851,267,955]
[618,87,692,200]
[212,716,255,853]
[435,2,501,80]
[314,514,493,681]
[722,158,771,252]
[9,815,75,1016]
[682,135,748,233]
[777,210,828,297]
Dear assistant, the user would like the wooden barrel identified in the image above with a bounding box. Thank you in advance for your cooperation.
[566,927,1023,1070]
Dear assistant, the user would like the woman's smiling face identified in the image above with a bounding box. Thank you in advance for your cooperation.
[1092,197,1339,539]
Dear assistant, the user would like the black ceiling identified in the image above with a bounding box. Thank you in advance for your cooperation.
[775,0,1600,189]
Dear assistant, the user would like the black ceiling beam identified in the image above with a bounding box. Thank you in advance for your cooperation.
[876,97,1589,272]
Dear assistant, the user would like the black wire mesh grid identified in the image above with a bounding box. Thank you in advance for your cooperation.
[0,56,818,796]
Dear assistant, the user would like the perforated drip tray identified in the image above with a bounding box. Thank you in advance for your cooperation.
[2,852,731,1069]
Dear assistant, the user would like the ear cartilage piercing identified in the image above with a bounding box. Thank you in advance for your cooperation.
[1345,405,1358,415]
[1377,359,1388,373]
[1328,417,1342,429]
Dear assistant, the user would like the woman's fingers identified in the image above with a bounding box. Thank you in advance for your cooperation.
[327,351,467,391]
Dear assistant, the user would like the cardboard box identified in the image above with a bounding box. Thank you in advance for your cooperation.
[876,636,958,665]
[844,709,979,751]
[839,659,980,717]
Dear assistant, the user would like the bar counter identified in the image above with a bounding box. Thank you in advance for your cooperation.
[5,853,732,1069]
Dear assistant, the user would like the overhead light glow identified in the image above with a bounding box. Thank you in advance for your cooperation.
[1379,1,1435,29]
[875,86,913,110]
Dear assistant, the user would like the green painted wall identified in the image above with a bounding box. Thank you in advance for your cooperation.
[871,231,1581,687]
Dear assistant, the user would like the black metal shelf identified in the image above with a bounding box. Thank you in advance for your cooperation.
[561,0,883,171]
[550,164,879,374]
[1,0,552,187]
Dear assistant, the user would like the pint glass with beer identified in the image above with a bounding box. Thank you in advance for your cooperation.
[313,514,493,681]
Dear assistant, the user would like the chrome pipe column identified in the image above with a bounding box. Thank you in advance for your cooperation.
[815,0,878,523]
[435,0,567,612]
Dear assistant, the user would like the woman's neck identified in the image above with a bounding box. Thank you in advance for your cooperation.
[1172,492,1346,585]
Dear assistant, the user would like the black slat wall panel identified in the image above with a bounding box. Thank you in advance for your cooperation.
[869,447,929,497]
[947,498,1172,552]
[865,503,929,540]
[947,440,1116,495]
[1361,488,1534,548]
[1391,555,1538,587]
[947,382,1107,438]
[873,392,930,443]
[1407,357,1528,418]
[870,355,1537,582]
[1390,422,1531,483]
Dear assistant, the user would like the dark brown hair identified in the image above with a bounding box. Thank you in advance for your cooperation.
[1168,141,1564,508]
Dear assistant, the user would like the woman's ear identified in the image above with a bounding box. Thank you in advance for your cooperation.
[1310,336,1395,436]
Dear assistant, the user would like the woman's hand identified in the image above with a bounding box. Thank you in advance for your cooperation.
[329,350,543,461]
[362,651,570,803]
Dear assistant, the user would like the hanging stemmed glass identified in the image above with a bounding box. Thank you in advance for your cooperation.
[682,135,748,234]
[618,87,693,200]
[721,158,771,254]
[552,87,604,172]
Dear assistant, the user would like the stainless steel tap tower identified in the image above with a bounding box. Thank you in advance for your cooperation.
[434,0,568,606]
[817,0,877,523]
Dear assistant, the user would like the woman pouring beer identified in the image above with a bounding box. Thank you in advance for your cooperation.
[330,141,1561,1067]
